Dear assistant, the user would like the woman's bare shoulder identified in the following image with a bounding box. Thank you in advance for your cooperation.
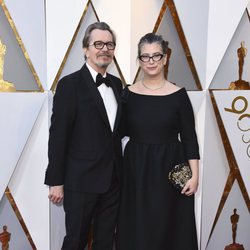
[167,81,181,91]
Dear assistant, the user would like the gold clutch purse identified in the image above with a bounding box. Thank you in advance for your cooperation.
[168,163,192,190]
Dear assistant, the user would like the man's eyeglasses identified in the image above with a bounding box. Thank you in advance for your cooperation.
[89,41,116,50]
[138,54,165,62]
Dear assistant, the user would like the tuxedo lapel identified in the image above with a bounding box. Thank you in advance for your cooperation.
[108,75,121,133]
[81,65,111,129]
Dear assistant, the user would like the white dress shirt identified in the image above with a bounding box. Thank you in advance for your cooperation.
[86,63,117,131]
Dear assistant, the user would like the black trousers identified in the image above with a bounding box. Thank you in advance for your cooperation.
[62,172,119,250]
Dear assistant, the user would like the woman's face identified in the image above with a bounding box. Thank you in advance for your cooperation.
[138,42,167,78]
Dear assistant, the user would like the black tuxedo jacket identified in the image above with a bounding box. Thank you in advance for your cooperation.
[45,64,123,193]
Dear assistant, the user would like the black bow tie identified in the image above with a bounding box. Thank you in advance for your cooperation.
[96,73,111,87]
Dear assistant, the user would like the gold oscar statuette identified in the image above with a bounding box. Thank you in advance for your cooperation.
[224,209,244,250]
[0,39,16,92]
[0,225,11,250]
[229,42,250,90]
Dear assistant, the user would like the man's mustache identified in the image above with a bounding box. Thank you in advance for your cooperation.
[98,53,112,57]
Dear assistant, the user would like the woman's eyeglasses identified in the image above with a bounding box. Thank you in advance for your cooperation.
[138,54,165,62]
[89,41,116,50]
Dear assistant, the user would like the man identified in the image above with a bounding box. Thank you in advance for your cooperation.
[44,22,123,250]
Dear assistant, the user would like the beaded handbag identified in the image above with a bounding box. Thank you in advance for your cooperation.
[168,163,192,190]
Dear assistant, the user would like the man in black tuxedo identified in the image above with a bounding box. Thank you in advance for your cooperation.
[44,22,123,250]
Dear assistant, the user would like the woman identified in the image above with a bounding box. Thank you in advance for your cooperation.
[116,33,200,250]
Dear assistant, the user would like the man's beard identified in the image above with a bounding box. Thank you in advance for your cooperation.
[96,54,112,68]
[97,61,111,68]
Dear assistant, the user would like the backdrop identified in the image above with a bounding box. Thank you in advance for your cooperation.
[0,0,249,249]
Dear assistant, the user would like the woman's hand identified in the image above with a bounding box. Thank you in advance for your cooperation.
[181,176,198,196]
[181,159,199,196]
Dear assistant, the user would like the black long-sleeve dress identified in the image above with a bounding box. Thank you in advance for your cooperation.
[116,87,200,250]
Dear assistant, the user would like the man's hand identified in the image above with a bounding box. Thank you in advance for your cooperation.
[48,185,64,203]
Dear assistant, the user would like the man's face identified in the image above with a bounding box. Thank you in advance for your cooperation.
[84,29,115,73]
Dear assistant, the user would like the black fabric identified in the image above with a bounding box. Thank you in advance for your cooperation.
[45,63,123,250]
[96,73,111,87]
[62,171,119,250]
[116,87,199,250]
[44,64,123,193]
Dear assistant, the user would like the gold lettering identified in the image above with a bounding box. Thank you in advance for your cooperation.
[237,114,250,132]
[242,134,250,144]
[247,144,250,158]
[224,96,248,114]
[224,95,250,158]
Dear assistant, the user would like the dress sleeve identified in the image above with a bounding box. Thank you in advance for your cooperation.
[179,89,200,160]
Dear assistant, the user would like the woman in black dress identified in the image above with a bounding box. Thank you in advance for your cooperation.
[116,33,200,250]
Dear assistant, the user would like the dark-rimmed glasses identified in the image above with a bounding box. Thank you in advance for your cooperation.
[138,53,165,62]
[89,41,116,50]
